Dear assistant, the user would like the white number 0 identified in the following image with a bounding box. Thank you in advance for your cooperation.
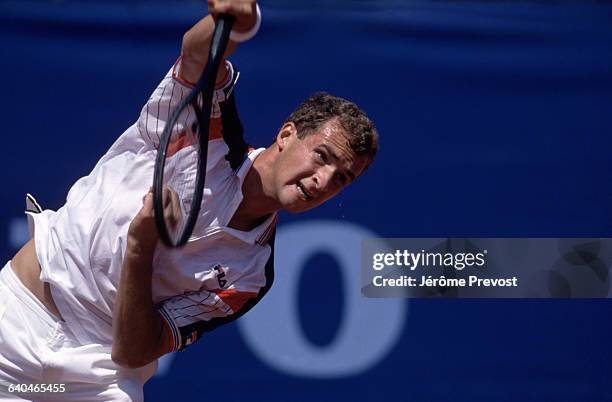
[238,220,406,378]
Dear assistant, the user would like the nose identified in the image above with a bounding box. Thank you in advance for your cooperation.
[314,167,334,193]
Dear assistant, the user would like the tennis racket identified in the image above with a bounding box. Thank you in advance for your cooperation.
[153,14,235,247]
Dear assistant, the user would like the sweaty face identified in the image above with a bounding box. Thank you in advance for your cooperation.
[272,119,370,213]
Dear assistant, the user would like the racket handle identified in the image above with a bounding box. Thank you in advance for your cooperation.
[209,14,235,69]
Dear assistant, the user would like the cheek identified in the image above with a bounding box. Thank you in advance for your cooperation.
[283,157,315,182]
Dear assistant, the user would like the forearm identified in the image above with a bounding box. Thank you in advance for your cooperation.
[112,240,164,368]
[180,15,238,85]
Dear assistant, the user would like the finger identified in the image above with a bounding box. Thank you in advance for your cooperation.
[236,1,256,15]
[142,192,155,214]
[209,0,230,14]
[162,192,173,217]
[171,193,182,227]
[143,192,153,205]
[162,187,172,209]
[160,187,180,229]
[207,0,217,17]
[142,187,154,204]
[169,187,180,207]
[169,189,182,227]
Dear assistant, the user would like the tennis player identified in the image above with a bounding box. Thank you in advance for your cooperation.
[0,0,378,400]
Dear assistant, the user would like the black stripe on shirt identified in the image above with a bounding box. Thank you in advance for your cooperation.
[175,231,276,351]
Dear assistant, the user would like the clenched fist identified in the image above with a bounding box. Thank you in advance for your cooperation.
[208,0,258,34]
[127,187,182,252]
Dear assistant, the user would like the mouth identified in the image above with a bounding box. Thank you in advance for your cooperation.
[296,181,313,201]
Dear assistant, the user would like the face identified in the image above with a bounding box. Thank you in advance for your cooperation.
[270,119,370,213]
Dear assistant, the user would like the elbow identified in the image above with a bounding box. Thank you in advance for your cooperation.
[181,31,195,61]
[111,348,153,369]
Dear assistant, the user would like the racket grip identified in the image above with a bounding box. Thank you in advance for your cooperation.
[209,14,235,63]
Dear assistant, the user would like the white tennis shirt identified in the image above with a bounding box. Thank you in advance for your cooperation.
[29,60,277,353]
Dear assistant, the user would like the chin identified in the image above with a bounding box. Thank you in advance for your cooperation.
[282,203,308,213]
[279,187,320,213]
[279,197,310,213]
[283,200,321,214]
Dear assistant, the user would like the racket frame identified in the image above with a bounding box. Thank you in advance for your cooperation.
[153,14,235,247]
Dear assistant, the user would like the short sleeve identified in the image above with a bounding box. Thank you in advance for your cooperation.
[157,288,258,352]
[157,227,277,353]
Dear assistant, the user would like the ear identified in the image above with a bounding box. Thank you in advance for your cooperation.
[275,122,297,151]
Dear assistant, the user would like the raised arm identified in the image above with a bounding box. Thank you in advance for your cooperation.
[112,2,260,368]
[180,0,259,85]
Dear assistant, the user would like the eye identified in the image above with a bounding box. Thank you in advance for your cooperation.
[315,150,328,163]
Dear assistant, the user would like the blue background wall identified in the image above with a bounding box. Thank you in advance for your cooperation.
[1,0,611,400]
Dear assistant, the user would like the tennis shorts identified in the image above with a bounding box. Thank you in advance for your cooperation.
[0,261,154,401]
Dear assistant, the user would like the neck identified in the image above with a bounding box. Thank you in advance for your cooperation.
[228,147,280,231]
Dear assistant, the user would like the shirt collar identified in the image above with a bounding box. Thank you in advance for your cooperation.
[223,147,278,245]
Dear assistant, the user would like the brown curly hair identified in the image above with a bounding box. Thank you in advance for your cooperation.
[283,92,379,168]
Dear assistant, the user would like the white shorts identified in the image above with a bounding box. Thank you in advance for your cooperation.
[0,262,153,401]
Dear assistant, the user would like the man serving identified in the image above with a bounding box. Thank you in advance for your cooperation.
[0,0,378,400]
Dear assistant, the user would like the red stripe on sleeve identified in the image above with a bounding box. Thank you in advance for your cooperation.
[167,131,194,158]
[166,120,223,158]
[158,310,177,352]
